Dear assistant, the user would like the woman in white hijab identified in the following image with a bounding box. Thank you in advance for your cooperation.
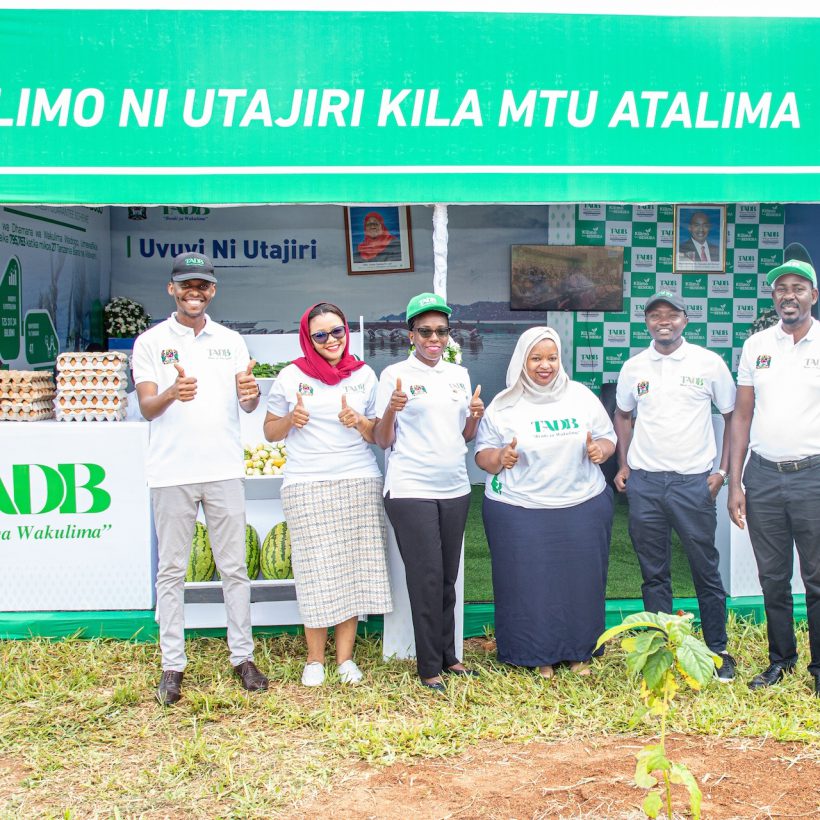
[475,327,616,679]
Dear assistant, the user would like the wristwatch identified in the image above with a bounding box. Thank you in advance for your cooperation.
[717,468,729,485]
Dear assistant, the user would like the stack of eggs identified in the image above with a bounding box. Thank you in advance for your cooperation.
[55,351,129,421]
[0,370,56,421]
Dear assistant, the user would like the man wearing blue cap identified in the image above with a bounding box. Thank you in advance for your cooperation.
[729,259,820,696]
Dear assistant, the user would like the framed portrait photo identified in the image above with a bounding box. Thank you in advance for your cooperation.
[674,205,726,272]
[344,206,414,275]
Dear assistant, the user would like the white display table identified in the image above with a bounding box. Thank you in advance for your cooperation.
[0,421,155,611]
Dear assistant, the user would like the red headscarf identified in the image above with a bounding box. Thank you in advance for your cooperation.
[291,304,365,385]
[356,211,397,261]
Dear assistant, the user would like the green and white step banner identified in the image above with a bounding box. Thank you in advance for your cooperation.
[548,203,782,390]
[0,10,819,203]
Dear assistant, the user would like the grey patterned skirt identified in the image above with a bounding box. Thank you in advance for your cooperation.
[280,477,393,628]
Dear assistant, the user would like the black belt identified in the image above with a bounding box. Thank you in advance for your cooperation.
[750,451,820,473]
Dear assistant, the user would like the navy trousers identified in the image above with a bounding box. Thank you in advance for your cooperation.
[626,469,728,653]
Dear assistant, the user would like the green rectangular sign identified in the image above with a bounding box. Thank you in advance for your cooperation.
[0,10,819,204]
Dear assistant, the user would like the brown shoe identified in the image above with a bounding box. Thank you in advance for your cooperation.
[156,670,183,706]
[233,660,269,692]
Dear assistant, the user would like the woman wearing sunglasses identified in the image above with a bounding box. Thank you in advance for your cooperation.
[264,303,392,686]
[373,292,484,692]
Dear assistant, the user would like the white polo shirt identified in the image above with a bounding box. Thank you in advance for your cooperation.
[616,338,736,474]
[476,381,615,509]
[738,319,820,460]
[375,355,471,500]
[266,363,381,488]
[132,314,248,488]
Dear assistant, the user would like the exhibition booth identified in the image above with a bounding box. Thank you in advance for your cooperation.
[1,7,817,639]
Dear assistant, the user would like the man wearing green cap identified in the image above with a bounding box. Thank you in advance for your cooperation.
[729,259,820,696]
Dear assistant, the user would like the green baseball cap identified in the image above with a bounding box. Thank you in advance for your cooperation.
[406,292,452,322]
[766,259,817,288]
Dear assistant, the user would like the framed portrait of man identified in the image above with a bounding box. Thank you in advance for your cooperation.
[344,206,414,274]
[674,205,726,272]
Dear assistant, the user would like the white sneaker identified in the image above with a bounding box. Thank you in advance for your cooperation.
[301,661,325,687]
[337,659,363,684]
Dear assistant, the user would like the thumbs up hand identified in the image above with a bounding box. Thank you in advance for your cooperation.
[338,393,361,428]
[389,377,408,413]
[172,362,197,402]
[237,359,259,401]
[585,431,605,464]
[291,392,310,428]
[500,436,519,470]
[469,384,484,419]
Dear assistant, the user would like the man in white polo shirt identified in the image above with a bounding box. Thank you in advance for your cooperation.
[614,290,737,680]
[132,252,269,705]
[729,259,820,697]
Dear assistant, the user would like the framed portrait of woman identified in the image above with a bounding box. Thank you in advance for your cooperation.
[344,206,414,274]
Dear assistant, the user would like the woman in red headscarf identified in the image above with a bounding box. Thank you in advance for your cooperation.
[264,303,392,687]
[355,211,402,263]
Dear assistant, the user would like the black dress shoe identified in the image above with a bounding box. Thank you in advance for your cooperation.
[156,670,183,706]
[420,679,447,693]
[812,673,820,697]
[233,660,269,692]
[748,662,795,690]
[444,666,479,678]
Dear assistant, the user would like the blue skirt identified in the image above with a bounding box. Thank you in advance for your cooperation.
[483,488,614,667]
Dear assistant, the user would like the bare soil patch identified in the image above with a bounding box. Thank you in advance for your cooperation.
[293,734,820,819]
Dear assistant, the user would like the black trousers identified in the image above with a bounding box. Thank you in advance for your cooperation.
[744,455,820,674]
[626,469,728,653]
[384,492,471,679]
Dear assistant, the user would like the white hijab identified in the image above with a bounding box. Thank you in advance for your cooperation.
[491,327,570,412]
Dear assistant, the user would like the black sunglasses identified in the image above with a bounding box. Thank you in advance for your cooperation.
[414,327,450,339]
[311,325,346,344]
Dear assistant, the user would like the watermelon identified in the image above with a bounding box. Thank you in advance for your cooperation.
[260,521,292,580]
[245,524,261,580]
[185,521,215,582]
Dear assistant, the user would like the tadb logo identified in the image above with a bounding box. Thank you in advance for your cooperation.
[0,464,111,515]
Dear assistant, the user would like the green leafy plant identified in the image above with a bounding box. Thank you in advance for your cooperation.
[596,611,719,820]
[747,306,778,336]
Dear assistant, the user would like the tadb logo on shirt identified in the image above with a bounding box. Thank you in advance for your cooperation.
[160,348,179,365]
[637,380,650,397]
[755,355,772,370]
[297,383,314,396]
[409,384,427,397]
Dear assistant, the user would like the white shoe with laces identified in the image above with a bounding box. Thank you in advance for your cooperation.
[337,659,363,684]
[301,661,325,687]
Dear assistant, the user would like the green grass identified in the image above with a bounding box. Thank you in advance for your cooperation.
[0,619,817,817]
[464,486,696,602]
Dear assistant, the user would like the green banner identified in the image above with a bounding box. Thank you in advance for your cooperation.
[0,257,21,361]
[23,310,58,366]
[0,11,819,203]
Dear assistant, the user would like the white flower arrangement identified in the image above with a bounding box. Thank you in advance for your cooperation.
[104,297,151,338]
[407,337,462,364]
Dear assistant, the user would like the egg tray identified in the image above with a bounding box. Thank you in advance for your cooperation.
[56,391,128,409]
[0,406,55,421]
[56,370,127,390]
[0,397,54,410]
[0,388,57,402]
[0,370,55,388]
[55,405,128,422]
[56,351,129,372]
